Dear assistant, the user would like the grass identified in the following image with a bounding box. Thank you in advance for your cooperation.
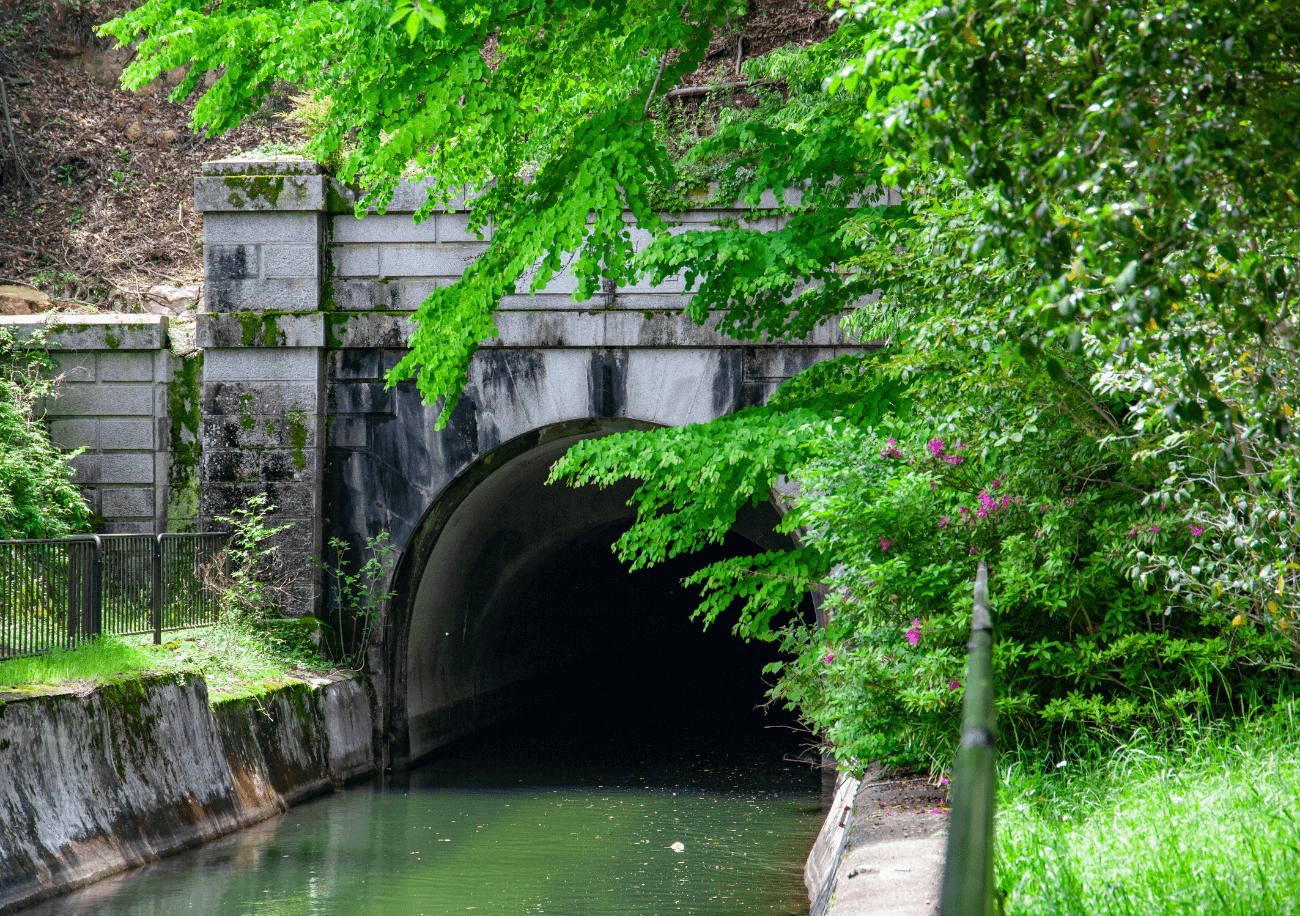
[995,708,1300,916]
[0,619,334,702]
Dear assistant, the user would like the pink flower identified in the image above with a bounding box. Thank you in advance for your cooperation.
[881,438,903,459]
[1189,524,1204,536]
[1149,525,1160,534]
[1063,497,1076,506]
[927,438,946,457]
[879,537,893,551]
[969,546,980,555]
[905,619,922,645]
[938,516,950,527]
[823,652,836,665]
[948,680,960,691]
[999,496,1011,509]
[940,776,950,787]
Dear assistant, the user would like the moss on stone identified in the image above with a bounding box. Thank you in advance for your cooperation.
[239,394,256,431]
[286,410,309,471]
[165,350,203,532]
[223,175,286,208]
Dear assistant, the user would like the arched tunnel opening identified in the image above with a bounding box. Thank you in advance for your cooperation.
[384,421,819,784]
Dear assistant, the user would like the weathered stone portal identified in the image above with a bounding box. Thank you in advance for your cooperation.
[191,158,865,765]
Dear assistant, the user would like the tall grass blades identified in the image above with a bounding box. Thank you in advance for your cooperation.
[996,712,1300,916]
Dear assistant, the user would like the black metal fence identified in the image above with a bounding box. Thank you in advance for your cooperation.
[939,559,998,916]
[0,532,228,660]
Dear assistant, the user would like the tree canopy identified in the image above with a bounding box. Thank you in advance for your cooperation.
[105,0,1300,764]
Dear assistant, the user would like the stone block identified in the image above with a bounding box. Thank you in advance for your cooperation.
[381,349,410,374]
[328,350,381,381]
[201,482,317,520]
[203,381,320,419]
[101,487,155,518]
[39,316,167,351]
[202,448,263,483]
[327,382,395,416]
[263,245,319,279]
[259,449,310,481]
[385,179,479,213]
[205,245,259,281]
[483,311,604,348]
[201,159,322,177]
[100,418,155,451]
[203,348,322,383]
[435,212,490,242]
[206,278,319,312]
[331,245,381,277]
[397,278,440,310]
[202,416,317,450]
[197,313,326,349]
[70,452,155,485]
[331,213,438,244]
[380,243,487,277]
[496,294,592,312]
[330,278,399,311]
[97,351,155,383]
[46,384,154,417]
[326,313,414,349]
[194,174,326,212]
[328,416,368,449]
[204,211,321,245]
[50,352,95,382]
[49,417,98,450]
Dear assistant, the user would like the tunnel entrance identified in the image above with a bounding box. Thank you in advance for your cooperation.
[381,420,807,770]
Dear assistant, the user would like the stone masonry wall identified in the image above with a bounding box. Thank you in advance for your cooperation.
[0,314,200,534]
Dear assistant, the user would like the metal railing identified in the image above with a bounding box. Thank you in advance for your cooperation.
[939,559,998,916]
[0,532,228,660]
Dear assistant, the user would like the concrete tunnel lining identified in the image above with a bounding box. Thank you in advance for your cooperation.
[383,418,796,767]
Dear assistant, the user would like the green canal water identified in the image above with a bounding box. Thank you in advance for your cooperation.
[36,727,824,916]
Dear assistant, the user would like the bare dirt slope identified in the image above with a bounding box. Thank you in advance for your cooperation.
[0,0,832,314]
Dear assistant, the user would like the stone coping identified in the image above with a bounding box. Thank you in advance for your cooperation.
[0,314,168,350]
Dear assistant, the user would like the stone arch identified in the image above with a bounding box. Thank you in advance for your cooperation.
[374,416,794,769]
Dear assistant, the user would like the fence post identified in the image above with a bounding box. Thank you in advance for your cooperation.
[86,535,103,640]
[939,559,997,916]
[153,535,164,645]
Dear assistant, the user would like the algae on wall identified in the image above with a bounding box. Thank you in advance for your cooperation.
[166,349,203,532]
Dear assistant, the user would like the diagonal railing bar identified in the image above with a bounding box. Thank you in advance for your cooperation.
[939,558,997,916]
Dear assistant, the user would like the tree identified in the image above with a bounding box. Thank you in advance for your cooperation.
[106,0,1300,761]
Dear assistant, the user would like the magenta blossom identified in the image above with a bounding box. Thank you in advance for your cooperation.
[879,537,893,551]
[940,775,950,787]
[938,516,950,527]
[1189,524,1204,536]
[927,437,946,458]
[823,652,836,665]
[881,438,903,459]
[905,619,923,645]
[948,680,961,691]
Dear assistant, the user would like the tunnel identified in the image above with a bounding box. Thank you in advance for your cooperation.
[379,419,807,769]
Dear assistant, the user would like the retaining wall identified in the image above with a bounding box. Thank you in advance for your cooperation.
[0,314,202,534]
[0,673,374,914]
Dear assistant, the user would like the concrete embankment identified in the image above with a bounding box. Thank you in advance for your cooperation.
[0,673,374,915]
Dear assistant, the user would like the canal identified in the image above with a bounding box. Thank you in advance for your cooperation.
[24,535,826,916]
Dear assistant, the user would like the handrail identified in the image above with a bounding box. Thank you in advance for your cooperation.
[0,532,229,659]
[939,559,997,916]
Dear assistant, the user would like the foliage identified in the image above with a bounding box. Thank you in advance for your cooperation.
[106,0,1300,770]
[319,532,397,668]
[0,326,90,539]
[832,0,1300,428]
[995,709,1300,915]
[211,492,294,621]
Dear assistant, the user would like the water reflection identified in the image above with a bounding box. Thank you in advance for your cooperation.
[33,743,821,916]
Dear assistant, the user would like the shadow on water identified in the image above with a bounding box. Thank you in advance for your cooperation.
[25,531,827,916]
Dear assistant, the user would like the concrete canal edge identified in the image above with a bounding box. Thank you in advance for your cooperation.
[805,772,862,916]
[0,673,374,915]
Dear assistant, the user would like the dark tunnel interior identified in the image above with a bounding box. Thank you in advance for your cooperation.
[417,521,819,788]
